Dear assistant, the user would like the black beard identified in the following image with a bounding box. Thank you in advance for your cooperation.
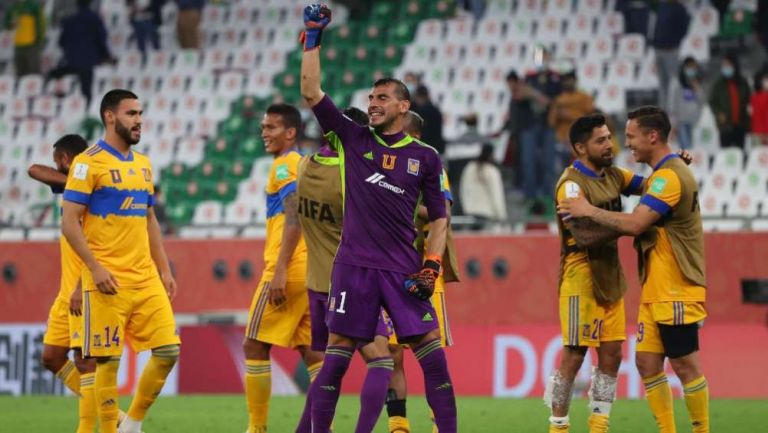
[588,154,613,169]
[116,120,139,145]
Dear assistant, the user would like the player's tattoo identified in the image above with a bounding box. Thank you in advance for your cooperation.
[567,217,620,248]
[283,192,299,226]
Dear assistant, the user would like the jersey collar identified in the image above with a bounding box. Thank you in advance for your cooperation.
[313,154,339,166]
[653,153,680,172]
[98,139,134,161]
[573,160,602,178]
[370,129,412,148]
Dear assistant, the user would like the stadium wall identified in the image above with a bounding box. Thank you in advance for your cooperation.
[1,234,766,397]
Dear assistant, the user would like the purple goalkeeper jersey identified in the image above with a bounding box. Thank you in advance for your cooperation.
[312,95,446,274]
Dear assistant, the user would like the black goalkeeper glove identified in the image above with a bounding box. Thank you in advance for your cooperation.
[404,258,441,301]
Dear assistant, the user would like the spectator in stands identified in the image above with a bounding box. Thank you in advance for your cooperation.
[751,68,768,145]
[176,0,203,49]
[498,70,523,171]
[403,70,421,95]
[652,0,690,110]
[460,0,486,20]
[758,0,768,55]
[48,0,114,107]
[710,54,752,148]
[520,47,561,214]
[459,143,507,231]
[547,71,595,169]
[668,57,705,150]
[616,0,653,36]
[127,0,164,57]
[153,184,175,236]
[411,84,446,154]
[4,0,45,77]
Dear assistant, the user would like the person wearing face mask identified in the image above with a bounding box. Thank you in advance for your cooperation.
[668,57,705,150]
[709,55,752,149]
[751,68,768,145]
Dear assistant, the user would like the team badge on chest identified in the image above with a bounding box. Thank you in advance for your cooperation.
[382,154,397,170]
[407,158,420,176]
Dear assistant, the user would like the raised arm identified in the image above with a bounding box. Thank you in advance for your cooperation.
[300,4,331,107]
[27,164,67,190]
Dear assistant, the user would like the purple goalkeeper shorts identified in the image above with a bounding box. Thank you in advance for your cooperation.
[328,263,438,342]
[308,287,388,351]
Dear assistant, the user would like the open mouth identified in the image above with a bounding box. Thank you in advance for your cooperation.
[368,111,384,121]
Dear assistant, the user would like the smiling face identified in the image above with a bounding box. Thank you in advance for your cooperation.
[367,83,410,133]
[261,113,295,155]
[575,124,614,169]
[625,119,657,164]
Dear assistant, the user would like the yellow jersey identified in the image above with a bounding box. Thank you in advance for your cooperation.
[557,162,643,296]
[637,163,706,303]
[63,140,158,291]
[263,150,307,281]
[57,234,84,301]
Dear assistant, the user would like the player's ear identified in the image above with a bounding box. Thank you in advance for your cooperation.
[399,99,410,114]
[286,126,298,140]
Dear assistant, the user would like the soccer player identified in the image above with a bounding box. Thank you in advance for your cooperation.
[30,134,100,433]
[547,114,647,433]
[300,4,457,433]
[559,106,708,433]
[386,110,460,433]
[242,103,324,433]
[61,89,181,433]
[294,106,395,433]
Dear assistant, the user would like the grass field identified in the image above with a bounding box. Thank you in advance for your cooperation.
[3,395,765,432]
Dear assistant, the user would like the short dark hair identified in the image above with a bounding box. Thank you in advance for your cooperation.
[506,70,519,82]
[404,110,424,136]
[373,77,410,101]
[53,134,88,157]
[569,113,606,151]
[343,107,369,127]
[627,105,671,142]
[100,89,139,125]
[266,103,302,133]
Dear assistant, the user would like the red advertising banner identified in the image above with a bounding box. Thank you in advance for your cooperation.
[177,324,768,398]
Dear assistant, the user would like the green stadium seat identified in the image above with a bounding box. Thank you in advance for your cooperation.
[387,21,417,46]
[720,10,753,38]
[205,137,236,159]
[238,136,264,159]
[400,0,429,23]
[426,0,457,18]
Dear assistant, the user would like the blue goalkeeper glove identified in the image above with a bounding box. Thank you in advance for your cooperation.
[301,3,332,51]
[404,257,441,301]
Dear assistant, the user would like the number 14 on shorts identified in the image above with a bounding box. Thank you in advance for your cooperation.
[94,325,121,348]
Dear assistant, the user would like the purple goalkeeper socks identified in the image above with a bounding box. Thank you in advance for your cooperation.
[294,380,315,433]
[414,339,457,433]
[310,346,354,433]
[355,357,394,433]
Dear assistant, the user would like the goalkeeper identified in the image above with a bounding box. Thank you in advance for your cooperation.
[299,3,457,433]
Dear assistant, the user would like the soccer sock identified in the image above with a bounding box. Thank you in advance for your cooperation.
[245,359,271,431]
[588,369,617,433]
[414,339,456,433]
[295,361,323,433]
[356,357,394,433]
[643,372,677,433]
[683,376,709,433]
[430,408,438,433]
[56,360,81,396]
[95,358,120,433]
[126,345,179,424]
[386,396,410,432]
[77,373,96,433]
[311,346,354,433]
[548,417,570,432]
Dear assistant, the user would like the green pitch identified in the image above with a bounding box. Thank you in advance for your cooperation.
[2,395,764,432]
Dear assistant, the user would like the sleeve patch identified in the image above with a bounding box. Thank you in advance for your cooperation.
[73,163,89,180]
[564,181,581,198]
[275,163,290,181]
[650,177,667,194]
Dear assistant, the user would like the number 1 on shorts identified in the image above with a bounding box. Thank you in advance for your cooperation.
[337,291,347,314]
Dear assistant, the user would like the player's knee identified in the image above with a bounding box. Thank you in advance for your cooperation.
[243,338,270,360]
[73,351,96,374]
[151,345,180,365]
[669,355,701,383]
[597,343,623,375]
[635,354,663,378]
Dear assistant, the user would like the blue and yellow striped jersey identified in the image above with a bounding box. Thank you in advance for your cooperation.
[263,150,307,281]
[63,139,158,291]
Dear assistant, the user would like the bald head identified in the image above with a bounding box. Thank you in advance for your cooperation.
[403,110,424,139]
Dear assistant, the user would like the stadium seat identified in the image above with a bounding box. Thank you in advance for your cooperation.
[577,60,604,92]
[636,58,660,89]
[585,35,614,61]
[745,147,768,172]
[544,0,573,18]
[173,49,201,75]
[17,74,44,99]
[27,227,60,240]
[702,219,744,232]
[535,16,564,45]
[679,33,710,62]
[201,48,230,73]
[617,34,646,61]
[445,18,474,45]
[241,225,267,238]
[147,136,176,171]
[17,118,45,140]
[691,5,719,37]
[414,19,444,45]
[192,200,223,225]
[31,95,58,119]
[699,189,727,218]
[190,115,217,139]
[564,15,595,42]
[711,148,744,178]
[202,5,228,29]
[175,136,205,166]
[686,149,710,181]
[475,17,504,41]
[555,39,583,59]
[177,226,212,239]
[594,85,626,114]
[190,75,215,96]
[0,227,25,241]
[231,47,258,73]
[506,17,536,42]
[577,0,605,16]
[596,12,625,35]
[702,171,735,195]
[606,59,636,90]
[44,75,77,97]
[9,96,30,120]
